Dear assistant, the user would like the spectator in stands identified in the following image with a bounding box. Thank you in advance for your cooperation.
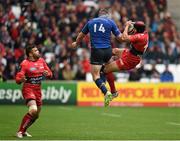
[149,63,160,79]
[128,69,141,81]
[160,64,174,82]
[0,0,179,81]
[62,63,76,80]
[0,71,6,82]
[0,52,7,68]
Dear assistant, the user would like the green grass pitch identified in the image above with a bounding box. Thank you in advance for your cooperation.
[0,105,180,140]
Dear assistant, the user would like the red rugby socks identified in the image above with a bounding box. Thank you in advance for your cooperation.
[106,72,116,93]
[18,113,34,133]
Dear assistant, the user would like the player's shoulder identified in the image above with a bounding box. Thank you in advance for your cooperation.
[90,17,99,23]
[38,57,46,62]
[85,19,94,26]
[92,17,99,20]
[144,31,149,36]
[93,17,114,25]
[107,18,116,27]
[131,33,148,41]
[92,17,108,22]
[20,59,29,66]
[106,18,115,23]
[137,32,149,38]
[107,18,114,22]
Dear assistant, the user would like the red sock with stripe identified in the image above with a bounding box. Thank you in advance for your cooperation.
[18,113,33,133]
[106,72,116,93]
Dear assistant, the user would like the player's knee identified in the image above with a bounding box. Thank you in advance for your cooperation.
[29,105,38,118]
[93,76,99,81]
[30,109,39,119]
[92,73,100,81]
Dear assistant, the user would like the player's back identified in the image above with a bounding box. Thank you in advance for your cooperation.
[130,32,149,53]
[88,17,115,48]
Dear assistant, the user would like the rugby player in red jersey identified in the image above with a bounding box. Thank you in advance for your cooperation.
[103,21,149,98]
[15,44,52,138]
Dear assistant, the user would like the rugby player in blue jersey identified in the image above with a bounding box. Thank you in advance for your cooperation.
[72,9,122,107]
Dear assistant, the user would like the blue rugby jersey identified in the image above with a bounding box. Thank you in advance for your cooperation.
[82,17,121,48]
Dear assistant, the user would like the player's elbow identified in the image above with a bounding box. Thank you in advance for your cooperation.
[76,32,85,44]
[116,35,128,42]
[120,34,130,42]
[15,78,22,84]
[15,73,24,84]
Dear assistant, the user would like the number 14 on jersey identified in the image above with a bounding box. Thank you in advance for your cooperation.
[94,24,105,33]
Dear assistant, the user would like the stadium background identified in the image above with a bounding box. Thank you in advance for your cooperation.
[0,0,180,140]
[0,0,180,82]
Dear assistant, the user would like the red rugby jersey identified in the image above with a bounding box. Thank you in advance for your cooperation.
[129,31,149,53]
[15,58,52,85]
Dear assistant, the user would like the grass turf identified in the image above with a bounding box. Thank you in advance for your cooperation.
[0,105,179,140]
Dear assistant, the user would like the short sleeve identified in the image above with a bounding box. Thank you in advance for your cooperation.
[81,22,89,34]
[111,20,121,37]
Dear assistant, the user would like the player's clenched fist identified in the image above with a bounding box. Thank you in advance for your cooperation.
[16,72,27,84]
[72,42,78,48]
[20,75,27,82]
[125,20,132,26]
[43,70,49,77]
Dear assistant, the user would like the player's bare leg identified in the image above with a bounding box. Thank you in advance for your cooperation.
[16,100,40,138]
[102,48,123,74]
[112,48,124,58]
[103,49,124,99]
[104,61,120,73]
[91,64,112,107]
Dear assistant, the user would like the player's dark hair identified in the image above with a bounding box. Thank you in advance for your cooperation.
[98,8,109,16]
[25,44,36,57]
[134,21,145,33]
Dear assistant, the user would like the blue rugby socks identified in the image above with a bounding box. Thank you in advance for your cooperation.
[95,78,108,95]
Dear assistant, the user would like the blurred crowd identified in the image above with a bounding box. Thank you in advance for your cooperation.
[0,0,179,81]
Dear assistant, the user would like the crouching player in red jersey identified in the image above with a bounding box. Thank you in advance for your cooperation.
[15,44,52,138]
[103,21,149,99]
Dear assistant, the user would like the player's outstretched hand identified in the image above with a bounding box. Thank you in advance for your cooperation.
[125,20,132,26]
[72,42,78,49]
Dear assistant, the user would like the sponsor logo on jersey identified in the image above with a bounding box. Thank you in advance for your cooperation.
[39,66,44,69]
[30,67,37,71]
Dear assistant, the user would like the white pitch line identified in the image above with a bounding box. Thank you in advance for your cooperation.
[166,122,180,126]
[58,107,73,111]
[4,140,180,141]
[101,112,121,118]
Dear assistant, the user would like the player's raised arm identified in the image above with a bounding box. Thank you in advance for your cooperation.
[121,21,132,42]
[72,32,86,48]
[72,22,89,48]
[116,21,132,42]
